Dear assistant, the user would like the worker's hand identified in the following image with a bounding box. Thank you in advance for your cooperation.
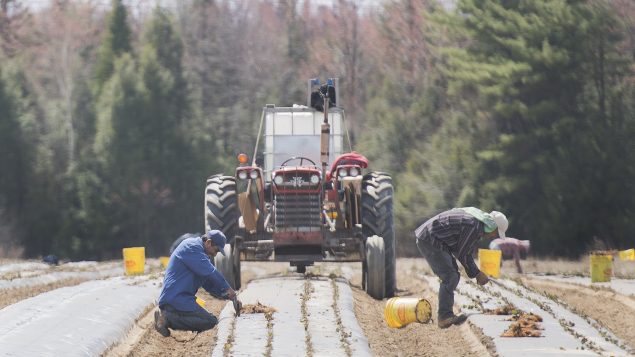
[224,287,237,300]
[476,271,490,285]
[233,298,242,317]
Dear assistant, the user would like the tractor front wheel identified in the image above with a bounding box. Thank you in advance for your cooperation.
[214,243,241,290]
[362,172,396,298]
[364,235,386,299]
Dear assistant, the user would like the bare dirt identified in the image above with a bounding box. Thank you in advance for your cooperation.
[120,288,226,357]
[349,260,492,357]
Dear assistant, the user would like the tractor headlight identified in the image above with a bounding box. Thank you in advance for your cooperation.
[273,175,284,185]
[238,171,248,180]
[338,168,348,177]
[310,174,320,184]
[249,170,259,179]
[349,167,359,176]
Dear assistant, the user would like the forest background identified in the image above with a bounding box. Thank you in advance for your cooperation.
[1,0,634,260]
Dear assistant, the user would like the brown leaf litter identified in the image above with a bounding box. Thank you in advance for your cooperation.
[484,304,519,316]
[241,302,277,321]
[501,313,543,337]
[484,304,543,337]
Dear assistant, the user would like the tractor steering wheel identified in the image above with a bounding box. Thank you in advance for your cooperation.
[280,156,317,167]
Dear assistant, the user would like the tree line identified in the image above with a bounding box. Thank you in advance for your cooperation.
[0,0,633,260]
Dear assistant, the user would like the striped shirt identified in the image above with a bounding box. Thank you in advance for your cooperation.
[414,208,484,278]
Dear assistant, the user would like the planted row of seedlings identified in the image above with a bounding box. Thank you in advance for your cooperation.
[477,277,631,355]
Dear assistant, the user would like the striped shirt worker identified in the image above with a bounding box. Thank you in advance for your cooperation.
[414,208,484,278]
[414,207,508,328]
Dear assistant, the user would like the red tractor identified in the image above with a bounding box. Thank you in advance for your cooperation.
[205,78,395,299]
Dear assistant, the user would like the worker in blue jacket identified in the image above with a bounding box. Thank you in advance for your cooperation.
[154,230,240,337]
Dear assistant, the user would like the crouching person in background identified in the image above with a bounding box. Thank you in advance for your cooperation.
[489,237,530,274]
[154,230,240,337]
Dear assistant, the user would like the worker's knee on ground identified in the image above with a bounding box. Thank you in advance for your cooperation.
[199,314,218,331]
[162,308,218,332]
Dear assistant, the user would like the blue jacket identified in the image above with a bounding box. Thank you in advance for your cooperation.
[158,237,231,311]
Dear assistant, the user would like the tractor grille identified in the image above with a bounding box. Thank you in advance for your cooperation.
[274,193,321,231]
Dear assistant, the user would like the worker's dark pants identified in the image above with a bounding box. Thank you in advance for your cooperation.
[416,239,460,320]
[160,304,218,332]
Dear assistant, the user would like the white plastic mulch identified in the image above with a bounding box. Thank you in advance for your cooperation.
[213,276,371,357]
[0,275,161,357]
[0,262,51,275]
[0,261,125,290]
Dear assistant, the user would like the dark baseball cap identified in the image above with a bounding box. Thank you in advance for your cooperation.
[206,230,227,256]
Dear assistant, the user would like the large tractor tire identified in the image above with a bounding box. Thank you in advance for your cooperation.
[169,233,200,254]
[205,175,241,289]
[361,172,396,298]
[205,175,239,238]
[364,235,386,299]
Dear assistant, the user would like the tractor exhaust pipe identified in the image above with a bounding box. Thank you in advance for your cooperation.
[320,98,330,178]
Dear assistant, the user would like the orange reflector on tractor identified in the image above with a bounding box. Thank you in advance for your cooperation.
[237,153,249,164]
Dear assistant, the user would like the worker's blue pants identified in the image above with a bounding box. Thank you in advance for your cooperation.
[160,303,218,332]
[416,239,460,320]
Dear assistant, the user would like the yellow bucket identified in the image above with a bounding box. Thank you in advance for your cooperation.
[159,256,170,268]
[122,247,145,275]
[590,254,612,282]
[618,249,635,261]
[384,297,431,328]
[196,296,206,308]
[478,249,502,278]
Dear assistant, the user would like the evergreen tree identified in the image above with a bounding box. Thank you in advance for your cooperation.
[0,68,25,229]
[88,9,211,257]
[0,67,29,255]
[91,54,145,257]
[0,59,67,258]
[93,0,132,95]
[445,0,635,256]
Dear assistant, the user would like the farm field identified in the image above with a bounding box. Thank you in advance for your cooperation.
[0,257,633,356]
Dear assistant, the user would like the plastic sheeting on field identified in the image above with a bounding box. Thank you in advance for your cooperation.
[424,275,633,357]
[0,276,160,357]
[0,262,50,275]
[0,265,123,290]
[213,276,371,357]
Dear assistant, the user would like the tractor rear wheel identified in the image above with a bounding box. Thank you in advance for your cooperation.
[206,174,240,289]
[361,172,396,298]
[364,235,386,299]
[205,175,239,238]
